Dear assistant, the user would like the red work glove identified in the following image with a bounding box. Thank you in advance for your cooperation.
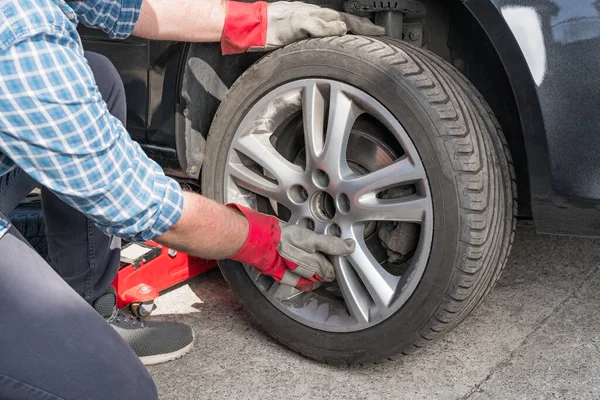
[220,1,385,55]
[227,204,355,291]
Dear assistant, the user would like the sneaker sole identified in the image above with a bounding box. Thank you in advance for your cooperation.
[139,330,195,366]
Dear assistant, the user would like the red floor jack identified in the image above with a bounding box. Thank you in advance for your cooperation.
[111,241,217,317]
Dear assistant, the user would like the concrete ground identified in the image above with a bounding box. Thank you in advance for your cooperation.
[148,221,600,399]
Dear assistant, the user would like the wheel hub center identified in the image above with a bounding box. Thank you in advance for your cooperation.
[310,191,336,221]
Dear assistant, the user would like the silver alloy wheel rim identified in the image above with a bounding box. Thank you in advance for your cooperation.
[224,79,433,332]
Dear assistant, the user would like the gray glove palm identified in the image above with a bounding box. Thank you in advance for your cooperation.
[227,203,355,292]
[277,223,356,290]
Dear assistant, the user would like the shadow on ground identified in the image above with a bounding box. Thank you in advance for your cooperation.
[148,221,600,400]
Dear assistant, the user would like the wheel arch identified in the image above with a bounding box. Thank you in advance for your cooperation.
[428,0,548,217]
[461,0,551,220]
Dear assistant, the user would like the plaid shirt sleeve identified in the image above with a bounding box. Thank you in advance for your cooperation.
[0,29,184,241]
[67,0,142,39]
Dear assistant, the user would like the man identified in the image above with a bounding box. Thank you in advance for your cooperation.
[0,0,382,398]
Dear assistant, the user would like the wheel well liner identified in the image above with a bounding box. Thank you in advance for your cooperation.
[176,43,261,179]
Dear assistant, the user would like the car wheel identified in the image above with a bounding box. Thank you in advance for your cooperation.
[9,202,48,259]
[0,171,48,258]
[202,36,517,364]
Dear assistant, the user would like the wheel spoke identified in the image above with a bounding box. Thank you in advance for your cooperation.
[343,156,425,197]
[286,214,302,225]
[302,82,326,169]
[227,163,290,206]
[320,83,362,177]
[354,194,429,223]
[334,256,371,323]
[347,230,399,309]
[233,134,304,185]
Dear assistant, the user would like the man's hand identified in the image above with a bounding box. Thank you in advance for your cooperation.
[221,1,385,54]
[227,204,355,291]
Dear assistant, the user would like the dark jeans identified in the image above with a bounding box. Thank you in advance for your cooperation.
[0,52,158,399]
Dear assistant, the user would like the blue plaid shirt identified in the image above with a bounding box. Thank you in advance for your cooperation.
[0,0,184,241]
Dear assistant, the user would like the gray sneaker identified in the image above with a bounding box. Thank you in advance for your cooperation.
[93,287,194,366]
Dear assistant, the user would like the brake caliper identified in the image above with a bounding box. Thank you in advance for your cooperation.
[377,186,420,265]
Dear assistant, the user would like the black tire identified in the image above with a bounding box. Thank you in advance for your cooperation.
[9,201,48,260]
[0,172,48,259]
[202,36,517,364]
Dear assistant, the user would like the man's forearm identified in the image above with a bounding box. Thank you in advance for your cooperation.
[155,192,248,259]
[133,0,227,42]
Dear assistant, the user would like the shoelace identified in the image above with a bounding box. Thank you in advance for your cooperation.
[106,308,146,327]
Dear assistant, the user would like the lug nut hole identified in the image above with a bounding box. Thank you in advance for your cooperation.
[327,223,342,237]
[289,185,308,204]
[298,218,315,231]
[313,169,330,188]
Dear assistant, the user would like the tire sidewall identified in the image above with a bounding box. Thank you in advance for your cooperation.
[203,42,460,361]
